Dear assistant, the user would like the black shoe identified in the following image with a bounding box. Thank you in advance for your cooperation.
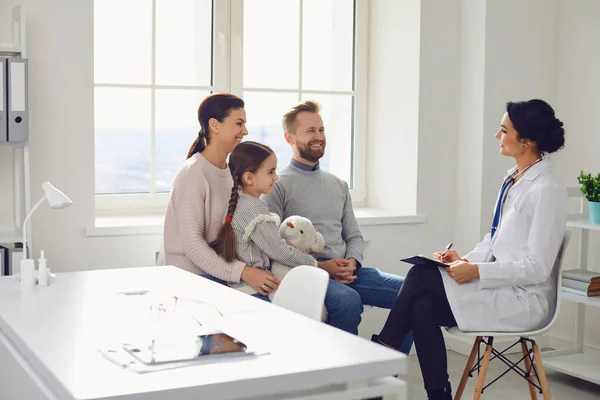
[371,334,389,346]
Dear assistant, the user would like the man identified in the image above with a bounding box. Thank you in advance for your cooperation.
[262,100,412,353]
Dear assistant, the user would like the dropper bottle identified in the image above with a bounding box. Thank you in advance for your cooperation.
[38,250,48,287]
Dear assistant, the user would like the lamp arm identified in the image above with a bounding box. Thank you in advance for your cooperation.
[22,195,46,260]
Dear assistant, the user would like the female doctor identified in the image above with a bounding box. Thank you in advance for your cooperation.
[372,99,567,400]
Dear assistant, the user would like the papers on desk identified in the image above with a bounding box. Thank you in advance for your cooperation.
[98,293,267,372]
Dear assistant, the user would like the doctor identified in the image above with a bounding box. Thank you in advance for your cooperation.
[371,99,567,400]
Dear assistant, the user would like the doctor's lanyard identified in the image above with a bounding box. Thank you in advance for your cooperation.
[490,157,543,238]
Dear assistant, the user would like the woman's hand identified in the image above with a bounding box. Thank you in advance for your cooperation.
[445,260,480,284]
[433,249,461,263]
[241,266,280,296]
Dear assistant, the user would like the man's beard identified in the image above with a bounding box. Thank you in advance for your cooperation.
[297,141,325,163]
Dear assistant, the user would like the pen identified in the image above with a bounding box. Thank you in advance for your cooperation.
[440,243,453,263]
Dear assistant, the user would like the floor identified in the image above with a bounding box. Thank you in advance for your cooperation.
[404,351,600,400]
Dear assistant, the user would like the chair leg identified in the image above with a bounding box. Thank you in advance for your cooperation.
[454,336,481,400]
[472,338,493,400]
[521,340,537,400]
[532,343,552,400]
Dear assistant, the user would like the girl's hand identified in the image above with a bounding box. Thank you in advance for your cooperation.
[433,249,461,263]
[445,261,480,284]
[241,266,280,295]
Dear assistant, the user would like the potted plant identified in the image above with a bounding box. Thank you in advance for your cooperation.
[577,170,600,224]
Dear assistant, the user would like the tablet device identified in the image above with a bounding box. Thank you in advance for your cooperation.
[122,333,248,365]
[400,255,448,268]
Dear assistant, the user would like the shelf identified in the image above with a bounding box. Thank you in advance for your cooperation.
[567,217,600,231]
[544,348,600,385]
[0,231,21,244]
[561,289,600,308]
[0,44,20,55]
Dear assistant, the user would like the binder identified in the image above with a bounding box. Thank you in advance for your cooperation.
[0,247,4,276]
[0,58,7,142]
[400,255,449,268]
[0,243,25,276]
[7,58,28,142]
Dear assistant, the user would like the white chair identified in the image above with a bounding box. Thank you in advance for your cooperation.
[446,233,570,400]
[156,243,166,266]
[271,265,329,321]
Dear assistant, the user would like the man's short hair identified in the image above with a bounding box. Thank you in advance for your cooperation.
[282,100,322,133]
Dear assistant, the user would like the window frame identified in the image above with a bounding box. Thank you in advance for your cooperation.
[94,0,368,215]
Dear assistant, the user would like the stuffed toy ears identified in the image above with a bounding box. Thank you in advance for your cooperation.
[312,231,325,252]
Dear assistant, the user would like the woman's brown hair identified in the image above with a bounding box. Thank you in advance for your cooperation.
[187,93,245,159]
[209,141,275,262]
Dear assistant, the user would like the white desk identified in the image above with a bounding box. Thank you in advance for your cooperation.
[0,266,407,400]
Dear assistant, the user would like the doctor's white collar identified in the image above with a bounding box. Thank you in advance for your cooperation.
[503,157,551,182]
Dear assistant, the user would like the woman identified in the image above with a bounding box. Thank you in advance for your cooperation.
[163,93,280,299]
[372,99,567,400]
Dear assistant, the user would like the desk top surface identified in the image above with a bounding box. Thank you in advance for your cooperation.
[0,266,405,400]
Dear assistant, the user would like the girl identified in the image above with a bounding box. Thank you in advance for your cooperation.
[163,94,280,297]
[210,141,318,296]
[373,99,567,400]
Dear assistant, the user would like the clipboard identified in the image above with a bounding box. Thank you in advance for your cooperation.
[400,255,448,268]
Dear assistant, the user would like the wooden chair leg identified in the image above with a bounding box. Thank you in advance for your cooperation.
[521,340,537,400]
[472,338,493,400]
[532,343,552,400]
[454,336,481,400]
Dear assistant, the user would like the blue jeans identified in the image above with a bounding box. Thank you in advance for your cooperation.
[199,274,271,302]
[325,267,413,354]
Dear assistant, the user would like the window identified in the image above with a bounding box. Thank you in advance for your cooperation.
[94,0,367,212]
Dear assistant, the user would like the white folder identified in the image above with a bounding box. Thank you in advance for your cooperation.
[7,58,28,142]
[0,58,7,142]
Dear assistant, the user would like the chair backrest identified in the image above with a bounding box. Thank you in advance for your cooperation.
[156,243,166,266]
[541,231,571,331]
[271,265,329,321]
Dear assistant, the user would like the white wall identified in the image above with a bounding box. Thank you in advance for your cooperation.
[552,0,600,349]
[367,0,421,215]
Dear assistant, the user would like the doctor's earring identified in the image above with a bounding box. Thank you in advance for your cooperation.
[522,144,528,148]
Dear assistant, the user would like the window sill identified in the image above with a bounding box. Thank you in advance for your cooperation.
[86,214,165,237]
[87,209,425,237]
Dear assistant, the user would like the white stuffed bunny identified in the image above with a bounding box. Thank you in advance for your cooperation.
[270,215,325,284]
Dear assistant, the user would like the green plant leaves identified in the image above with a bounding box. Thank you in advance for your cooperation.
[577,170,600,203]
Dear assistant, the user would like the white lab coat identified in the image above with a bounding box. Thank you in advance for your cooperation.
[441,158,567,331]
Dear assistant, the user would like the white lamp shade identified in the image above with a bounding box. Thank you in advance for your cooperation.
[42,181,73,209]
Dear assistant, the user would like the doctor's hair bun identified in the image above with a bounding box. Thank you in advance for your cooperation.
[506,99,565,154]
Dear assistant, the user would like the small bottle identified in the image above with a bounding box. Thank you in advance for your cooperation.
[20,258,35,289]
[38,250,48,287]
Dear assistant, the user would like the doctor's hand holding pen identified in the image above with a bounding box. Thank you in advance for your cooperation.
[432,242,461,263]
[433,243,480,283]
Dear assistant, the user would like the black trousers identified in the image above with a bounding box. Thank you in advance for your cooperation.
[379,265,457,391]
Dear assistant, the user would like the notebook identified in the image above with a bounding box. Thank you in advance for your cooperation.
[400,255,449,268]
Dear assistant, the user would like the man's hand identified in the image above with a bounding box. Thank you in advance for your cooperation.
[318,258,347,277]
[336,258,358,282]
[318,258,357,285]
[445,260,479,284]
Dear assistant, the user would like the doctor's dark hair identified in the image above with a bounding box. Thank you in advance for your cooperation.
[186,93,245,159]
[209,141,275,262]
[506,99,565,154]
